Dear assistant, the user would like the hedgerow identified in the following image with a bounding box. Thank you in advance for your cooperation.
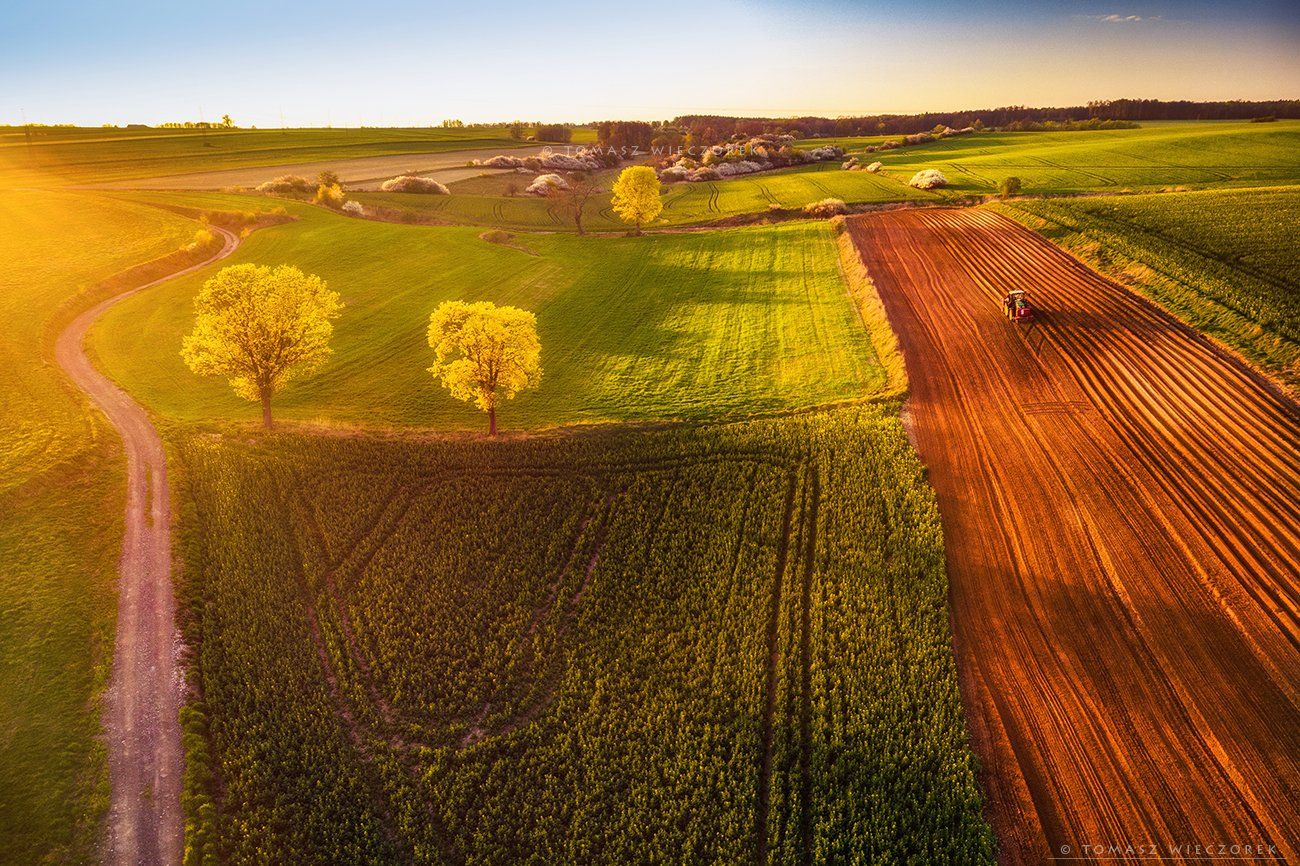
[176,405,993,864]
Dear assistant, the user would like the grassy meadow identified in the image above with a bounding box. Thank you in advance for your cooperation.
[174,406,993,865]
[0,125,583,187]
[335,122,1300,233]
[866,121,1300,195]
[0,189,197,864]
[89,194,886,430]
[991,186,1300,392]
[353,161,933,231]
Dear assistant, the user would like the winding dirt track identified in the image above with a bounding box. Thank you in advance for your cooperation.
[847,209,1299,863]
[55,226,238,866]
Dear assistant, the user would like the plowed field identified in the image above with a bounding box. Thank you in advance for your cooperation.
[847,208,1299,863]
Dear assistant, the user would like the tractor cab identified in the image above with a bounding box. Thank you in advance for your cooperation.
[1003,289,1033,321]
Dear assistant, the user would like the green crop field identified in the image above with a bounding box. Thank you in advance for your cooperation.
[0,189,197,863]
[352,162,931,231]
[89,194,886,429]
[870,121,1300,195]
[991,186,1300,392]
[174,406,993,865]
[333,123,1300,231]
[793,135,893,151]
[0,126,565,187]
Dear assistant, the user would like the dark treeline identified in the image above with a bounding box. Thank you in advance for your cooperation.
[594,120,657,150]
[672,99,1300,139]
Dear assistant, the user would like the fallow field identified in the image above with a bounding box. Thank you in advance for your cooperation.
[991,186,1300,392]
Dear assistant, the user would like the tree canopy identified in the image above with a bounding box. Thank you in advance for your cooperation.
[181,263,342,428]
[610,166,662,234]
[427,300,541,435]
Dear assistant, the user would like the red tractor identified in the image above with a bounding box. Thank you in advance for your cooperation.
[1003,289,1033,322]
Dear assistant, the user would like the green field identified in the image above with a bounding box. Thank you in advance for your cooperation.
[175,406,993,865]
[0,126,569,187]
[991,186,1300,392]
[869,121,1300,195]
[90,194,886,429]
[353,161,932,231]
[0,189,197,864]
[337,123,1300,231]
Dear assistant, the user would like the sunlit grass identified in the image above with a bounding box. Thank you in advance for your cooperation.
[0,126,539,187]
[873,120,1300,194]
[90,194,886,429]
[0,187,195,863]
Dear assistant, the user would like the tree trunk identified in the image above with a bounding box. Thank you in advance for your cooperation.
[488,406,497,436]
[575,209,584,236]
[260,388,273,430]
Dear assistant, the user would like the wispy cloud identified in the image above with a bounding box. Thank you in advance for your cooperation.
[1087,13,1163,24]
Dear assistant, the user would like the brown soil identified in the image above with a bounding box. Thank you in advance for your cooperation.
[846,208,1299,864]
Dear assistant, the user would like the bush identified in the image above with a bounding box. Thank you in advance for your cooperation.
[342,200,365,217]
[803,198,849,217]
[188,228,215,250]
[479,229,514,245]
[715,160,764,177]
[999,176,1022,198]
[526,174,568,195]
[866,161,883,173]
[908,169,948,190]
[379,176,450,195]
[256,175,312,195]
[686,166,721,182]
[313,183,345,209]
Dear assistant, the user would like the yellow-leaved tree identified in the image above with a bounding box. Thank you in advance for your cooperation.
[610,165,662,235]
[428,300,541,435]
[181,263,342,429]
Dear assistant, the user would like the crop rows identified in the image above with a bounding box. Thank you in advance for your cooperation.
[992,186,1300,391]
[175,405,992,865]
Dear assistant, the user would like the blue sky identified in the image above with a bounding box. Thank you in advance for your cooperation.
[1,0,1296,125]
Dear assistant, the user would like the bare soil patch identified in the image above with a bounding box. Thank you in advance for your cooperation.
[847,208,1299,864]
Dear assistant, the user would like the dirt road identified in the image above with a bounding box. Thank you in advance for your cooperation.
[55,226,238,866]
[83,145,557,191]
[847,209,1299,863]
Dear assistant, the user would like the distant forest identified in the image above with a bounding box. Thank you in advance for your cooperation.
[672,99,1299,139]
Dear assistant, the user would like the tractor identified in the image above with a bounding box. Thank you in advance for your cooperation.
[1003,289,1033,322]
